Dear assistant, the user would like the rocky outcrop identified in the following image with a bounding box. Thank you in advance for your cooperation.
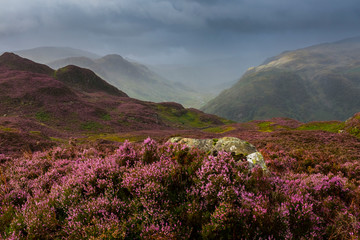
[168,136,267,171]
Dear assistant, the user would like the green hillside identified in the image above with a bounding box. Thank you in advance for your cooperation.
[202,37,360,122]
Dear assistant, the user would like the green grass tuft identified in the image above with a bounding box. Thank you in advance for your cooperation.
[101,114,111,121]
[203,126,235,133]
[81,121,103,131]
[49,137,66,143]
[82,133,146,143]
[296,121,345,133]
[348,126,360,137]
[35,111,51,122]
[157,105,216,128]
[0,126,17,132]
[257,122,275,132]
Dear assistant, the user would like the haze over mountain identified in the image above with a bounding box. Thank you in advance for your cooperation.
[149,59,242,94]
[15,47,210,108]
[0,52,228,153]
[15,47,100,64]
[2,0,359,93]
[202,37,360,122]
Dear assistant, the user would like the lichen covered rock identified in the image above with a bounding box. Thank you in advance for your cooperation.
[168,136,266,170]
[213,137,257,156]
[246,151,267,171]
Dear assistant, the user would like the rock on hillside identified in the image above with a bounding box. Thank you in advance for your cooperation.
[168,136,257,157]
[202,37,360,122]
[168,136,267,170]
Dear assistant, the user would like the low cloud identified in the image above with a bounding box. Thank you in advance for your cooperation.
[0,0,359,66]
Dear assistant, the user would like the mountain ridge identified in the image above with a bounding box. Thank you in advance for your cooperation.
[48,54,207,107]
[0,52,228,154]
[202,37,360,122]
[15,46,100,64]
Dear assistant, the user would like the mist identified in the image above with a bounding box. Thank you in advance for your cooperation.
[1,0,360,90]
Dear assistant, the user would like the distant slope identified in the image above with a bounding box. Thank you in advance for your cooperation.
[55,65,127,97]
[15,47,100,64]
[0,52,53,75]
[202,37,360,122]
[48,54,208,107]
[0,53,227,154]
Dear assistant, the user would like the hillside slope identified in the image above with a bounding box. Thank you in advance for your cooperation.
[0,53,228,155]
[202,37,360,122]
[49,55,209,107]
[15,47,208,108]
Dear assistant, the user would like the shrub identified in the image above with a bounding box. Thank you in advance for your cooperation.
[0,138,359,239]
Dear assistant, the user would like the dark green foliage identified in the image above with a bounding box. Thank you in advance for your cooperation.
[35,111,51,122]
[101,113,111,121]
[81,121,102,131]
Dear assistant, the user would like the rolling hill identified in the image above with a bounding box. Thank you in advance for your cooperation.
[0,53,229,155]
[15,47,209,108]
[49,54,209,107]
[202,37,360,122]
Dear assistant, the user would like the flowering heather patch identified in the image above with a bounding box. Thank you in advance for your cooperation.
[1,137,359,239]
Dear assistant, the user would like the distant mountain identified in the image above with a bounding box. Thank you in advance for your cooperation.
[148,56,252,94]
[202,37,360,122]
[48,54,209,107]
[0,53,227,154]
[15,47,100,64]
[15,47,210,107]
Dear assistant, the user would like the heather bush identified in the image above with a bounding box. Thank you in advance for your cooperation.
[0,137,359,239]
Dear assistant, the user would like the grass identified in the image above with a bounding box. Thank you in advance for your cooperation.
[81,133,146,143]
[49,137,66,143]
[203,126,236,133]
[101,113,111,121]
[254,120,345,133]
[348,126,360,138]
[81,121,103,131]
[157,105,215,128]
[0,126,18,132]
[29,131,42,135]
[257,122,275,132]
[296,121,345,133]
[35,111,51,122]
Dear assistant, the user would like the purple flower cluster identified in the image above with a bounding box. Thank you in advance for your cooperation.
[0,137,359,239]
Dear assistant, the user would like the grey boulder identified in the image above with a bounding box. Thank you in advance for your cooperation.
[168,136,267,171]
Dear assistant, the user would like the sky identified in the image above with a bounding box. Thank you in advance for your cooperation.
[1,0,360,86]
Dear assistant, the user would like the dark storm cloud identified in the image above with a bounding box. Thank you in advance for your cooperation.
[2,0,357,36]
[1,0,360,64]
[200,0,360,33]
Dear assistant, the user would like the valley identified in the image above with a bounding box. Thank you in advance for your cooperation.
[1,38,360,239]
[202,37,360,122]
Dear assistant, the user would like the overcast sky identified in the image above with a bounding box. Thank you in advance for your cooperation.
[1,0,360,83]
